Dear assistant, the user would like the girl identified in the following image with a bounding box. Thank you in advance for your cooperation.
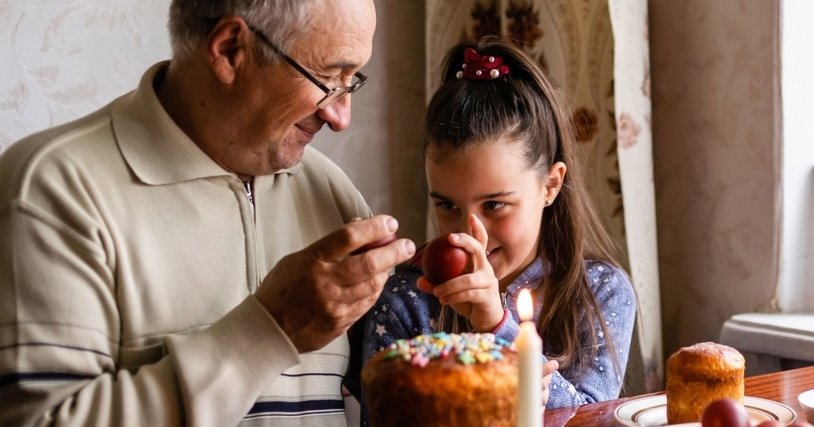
[362,37,636,408]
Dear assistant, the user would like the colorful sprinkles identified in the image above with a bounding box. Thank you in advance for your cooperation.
[384,332,515,367]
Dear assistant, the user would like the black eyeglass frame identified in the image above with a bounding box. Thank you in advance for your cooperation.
[248,24,368,109]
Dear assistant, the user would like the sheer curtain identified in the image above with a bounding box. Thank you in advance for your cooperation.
[608,0,662,392]
[426,0,662,394]
[778,0,814,313]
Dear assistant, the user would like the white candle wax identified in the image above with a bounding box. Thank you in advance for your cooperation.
[517,289,542,427]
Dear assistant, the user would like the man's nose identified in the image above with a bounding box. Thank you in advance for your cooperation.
[317,95,352,132]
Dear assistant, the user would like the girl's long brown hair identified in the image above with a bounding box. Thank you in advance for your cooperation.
[425,37,627,376]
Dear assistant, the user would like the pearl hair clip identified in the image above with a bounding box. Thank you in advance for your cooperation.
[456,47,511,80]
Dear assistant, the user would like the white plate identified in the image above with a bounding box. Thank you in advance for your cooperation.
[613,394,797,426]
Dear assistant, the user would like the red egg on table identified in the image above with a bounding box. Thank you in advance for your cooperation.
[421,234,468,285]
[701,398,750,427]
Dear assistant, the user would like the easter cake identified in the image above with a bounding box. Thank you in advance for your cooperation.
[666,342,746,424]
[361,332,518,427]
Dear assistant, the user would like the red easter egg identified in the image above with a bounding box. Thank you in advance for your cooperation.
[421,234,467,285]
[701,398,750,427]
[351,234,397,255]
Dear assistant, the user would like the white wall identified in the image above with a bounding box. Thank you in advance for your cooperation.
[779,0,814,312]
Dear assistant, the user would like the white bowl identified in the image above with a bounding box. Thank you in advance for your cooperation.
[799,388,814,423]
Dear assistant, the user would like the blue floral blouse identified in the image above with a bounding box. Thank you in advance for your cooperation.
[361,256,637,409]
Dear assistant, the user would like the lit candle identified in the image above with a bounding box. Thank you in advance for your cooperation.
[516,288,542,427]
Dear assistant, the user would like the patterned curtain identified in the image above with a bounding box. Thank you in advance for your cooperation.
[426,0,662,394]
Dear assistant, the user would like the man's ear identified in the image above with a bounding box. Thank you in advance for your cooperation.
[544,161,567,204]
[207,16,251,85]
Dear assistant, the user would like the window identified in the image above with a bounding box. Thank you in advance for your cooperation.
[778,0,814,312]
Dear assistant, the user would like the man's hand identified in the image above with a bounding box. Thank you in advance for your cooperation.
[255,215,415,352]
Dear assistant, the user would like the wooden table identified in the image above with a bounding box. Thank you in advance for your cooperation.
[544,365,814,426]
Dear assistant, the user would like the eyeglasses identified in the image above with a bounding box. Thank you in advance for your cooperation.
[248,25,368,109]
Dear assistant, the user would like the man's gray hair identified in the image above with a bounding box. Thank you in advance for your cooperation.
[168,0,321,62]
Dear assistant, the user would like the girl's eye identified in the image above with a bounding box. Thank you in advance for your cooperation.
[435,200,457,211]
[484,201,505,210]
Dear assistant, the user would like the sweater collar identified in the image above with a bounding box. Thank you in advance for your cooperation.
[111,61,301,186]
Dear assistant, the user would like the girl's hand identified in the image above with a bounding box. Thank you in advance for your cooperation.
[416,214,504,331]
[542,359,559,407]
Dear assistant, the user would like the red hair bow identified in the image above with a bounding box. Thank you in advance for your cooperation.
[456,47,510,80]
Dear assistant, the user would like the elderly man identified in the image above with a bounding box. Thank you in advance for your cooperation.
[0,0,414,425]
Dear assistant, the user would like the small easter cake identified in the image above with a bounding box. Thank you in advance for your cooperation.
[361,332,518,427]
[666,342,746,424]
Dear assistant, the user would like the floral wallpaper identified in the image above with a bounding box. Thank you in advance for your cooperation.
[0,1,172,151]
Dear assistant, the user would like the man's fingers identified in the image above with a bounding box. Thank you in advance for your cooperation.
[329,272,390,304]
[256,216,412,353]
[311,215,400,262]
[332,238,415,284]
[320,274,390,327]
[295,273,389,334]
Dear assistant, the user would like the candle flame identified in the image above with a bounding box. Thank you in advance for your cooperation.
[518,289,533,321]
